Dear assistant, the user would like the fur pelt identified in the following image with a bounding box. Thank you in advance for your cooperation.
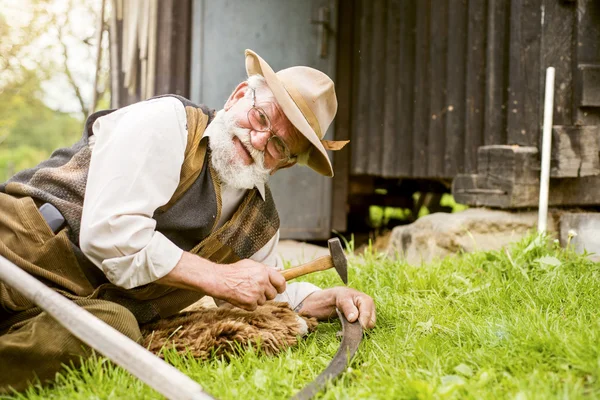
[141,301,318,360]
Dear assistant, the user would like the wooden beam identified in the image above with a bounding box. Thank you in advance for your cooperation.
[551,126,600,177]
[453,142,600,208]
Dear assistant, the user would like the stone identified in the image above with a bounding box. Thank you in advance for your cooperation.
[386,208,558,264]
[559,213,600,262]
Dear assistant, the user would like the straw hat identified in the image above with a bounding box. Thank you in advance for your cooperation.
[245,49,349,177]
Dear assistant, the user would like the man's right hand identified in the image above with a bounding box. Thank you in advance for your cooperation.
[156,252,286,311]
[210,259,286,310]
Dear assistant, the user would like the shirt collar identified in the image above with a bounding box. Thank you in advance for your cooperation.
[202,110,266,201]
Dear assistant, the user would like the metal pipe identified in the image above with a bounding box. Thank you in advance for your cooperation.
[0,254,214,400]
[538,67,555,233]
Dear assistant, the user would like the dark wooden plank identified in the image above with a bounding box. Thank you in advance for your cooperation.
[483,0,510,146]
[577,65,600,107]
[444,0,467,176]
[395,0,416,177]
[541,0,575,126]
[506,0,542,146]
[574,0,600,126]
[427,0,449,177]
[156,0,191,97]
[172,0,191,97]
[331,0,355,232]
[351,0,373,174]
[548,176,600,206]
[575,0,600,65]
[381,0,400,178]
[411,0,431,178]
[156,0,174,95]
[464,0,487,173]
[367,0,387,175]
[551,126,600,177]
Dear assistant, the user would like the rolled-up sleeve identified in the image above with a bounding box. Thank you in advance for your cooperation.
[80,97,188,289]
[250,230,321,310]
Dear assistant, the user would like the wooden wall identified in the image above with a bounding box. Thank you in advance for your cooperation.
[111,0,192,107]
[347,0,600,180]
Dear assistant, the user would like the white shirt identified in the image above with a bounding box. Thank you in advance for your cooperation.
[80,97,318,309]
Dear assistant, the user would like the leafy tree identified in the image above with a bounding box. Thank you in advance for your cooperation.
[0,0,107,181]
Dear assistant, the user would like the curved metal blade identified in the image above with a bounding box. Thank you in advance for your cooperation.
[292,309,363,400]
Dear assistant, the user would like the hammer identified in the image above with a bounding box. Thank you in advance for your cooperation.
[281,238,348,284]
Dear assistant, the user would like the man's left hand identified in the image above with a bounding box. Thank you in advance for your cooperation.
[296,287,376,329]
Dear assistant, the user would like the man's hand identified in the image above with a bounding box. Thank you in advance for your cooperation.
[296,287,376,329]
[156,252,286,311]
[210,259,286,310]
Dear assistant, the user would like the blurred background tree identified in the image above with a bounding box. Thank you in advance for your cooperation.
[0,0,108,181]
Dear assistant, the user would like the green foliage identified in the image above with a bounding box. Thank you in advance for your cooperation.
[5,235,600,399]
[0,77,82,181]
[440,193,469,213]
[0,1,83,182]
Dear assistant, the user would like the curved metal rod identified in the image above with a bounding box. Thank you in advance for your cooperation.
[292,309,363,400]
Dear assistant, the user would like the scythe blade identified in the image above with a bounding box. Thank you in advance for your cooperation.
[291,309,363,400]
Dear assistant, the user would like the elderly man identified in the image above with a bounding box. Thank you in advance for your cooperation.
[0,50,376,392]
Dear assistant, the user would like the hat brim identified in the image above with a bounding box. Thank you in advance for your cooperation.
[245,49,334,177]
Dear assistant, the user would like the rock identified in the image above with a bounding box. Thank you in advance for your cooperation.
[386,208,558,264]
[559,213,600,262]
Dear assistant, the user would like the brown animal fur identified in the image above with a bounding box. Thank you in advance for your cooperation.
[141,301,318,360]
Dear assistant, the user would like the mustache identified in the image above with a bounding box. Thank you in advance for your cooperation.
[228,125,269,172]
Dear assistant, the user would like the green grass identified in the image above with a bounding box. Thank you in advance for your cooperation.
[4,234,600,399]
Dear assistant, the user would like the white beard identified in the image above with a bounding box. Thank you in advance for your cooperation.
[207,110,270,190]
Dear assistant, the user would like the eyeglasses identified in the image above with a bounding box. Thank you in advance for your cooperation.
[247,88,295,165]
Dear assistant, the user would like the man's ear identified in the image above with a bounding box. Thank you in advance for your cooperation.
[224,81,249,111]
[270,161,297,175]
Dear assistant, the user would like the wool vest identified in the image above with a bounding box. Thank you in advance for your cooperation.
[1,95,280,322]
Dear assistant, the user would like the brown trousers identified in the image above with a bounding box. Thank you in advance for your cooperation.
[0,193,142,394]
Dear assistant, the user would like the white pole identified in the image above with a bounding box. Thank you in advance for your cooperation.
[0,255,214,400]
[538,67,556,233]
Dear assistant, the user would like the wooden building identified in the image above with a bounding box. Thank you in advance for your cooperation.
[110,0,600,239]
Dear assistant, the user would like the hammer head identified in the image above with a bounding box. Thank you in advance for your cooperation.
[327,238,348,285]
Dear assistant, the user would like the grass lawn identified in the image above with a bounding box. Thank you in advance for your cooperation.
[3,234,600,399]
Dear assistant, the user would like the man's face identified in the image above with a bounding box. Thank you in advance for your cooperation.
[208,84,310,190]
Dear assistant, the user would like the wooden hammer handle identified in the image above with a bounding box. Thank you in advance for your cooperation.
[281,255,334,281]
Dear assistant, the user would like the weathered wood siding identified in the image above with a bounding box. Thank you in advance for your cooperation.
[112,0,192,107]
[349,0,598,180]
